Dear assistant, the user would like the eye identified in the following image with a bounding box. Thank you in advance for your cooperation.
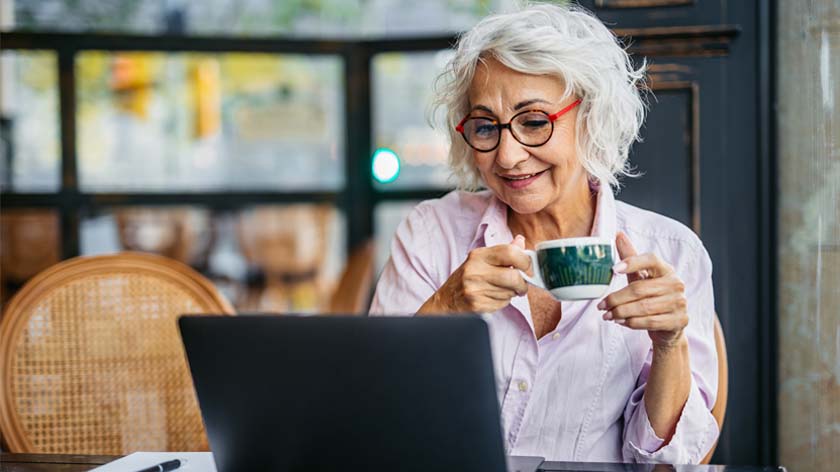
[517,113,550,129]
[471,120,498,138]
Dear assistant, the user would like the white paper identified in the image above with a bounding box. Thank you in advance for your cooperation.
[90,452,217,472]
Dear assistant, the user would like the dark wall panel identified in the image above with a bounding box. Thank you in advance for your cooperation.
[580,0,775,466]
[580,0,726,28]
[620,88,694,228]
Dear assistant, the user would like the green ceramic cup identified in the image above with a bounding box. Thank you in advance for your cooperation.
[518,237,615,301]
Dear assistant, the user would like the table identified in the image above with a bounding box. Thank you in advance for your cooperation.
[0,454,786,471]
[0,454,116,471]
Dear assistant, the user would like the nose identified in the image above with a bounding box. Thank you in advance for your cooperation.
[494,127,529,170]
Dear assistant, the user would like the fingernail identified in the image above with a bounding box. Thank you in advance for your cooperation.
[602,311,613,320]
[597,300,606,310]
[612,262,628,274]
[614,319,626,325]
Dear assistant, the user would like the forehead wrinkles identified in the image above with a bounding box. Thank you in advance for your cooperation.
[468,60,566,113]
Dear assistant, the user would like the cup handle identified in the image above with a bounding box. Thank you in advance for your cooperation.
[518,249,546,290]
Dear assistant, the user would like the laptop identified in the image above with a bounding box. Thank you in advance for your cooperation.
[179,315,544,472]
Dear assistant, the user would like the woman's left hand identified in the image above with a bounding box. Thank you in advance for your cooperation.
[598,232,688,350]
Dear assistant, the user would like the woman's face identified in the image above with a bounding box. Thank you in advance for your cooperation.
[467,59,588,215]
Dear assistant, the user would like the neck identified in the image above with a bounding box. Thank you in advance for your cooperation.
[507,179,597,248]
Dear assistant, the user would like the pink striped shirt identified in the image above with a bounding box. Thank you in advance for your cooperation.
[370,186,720,463]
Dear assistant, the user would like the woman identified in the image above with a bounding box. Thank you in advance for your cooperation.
[370,3,719,464]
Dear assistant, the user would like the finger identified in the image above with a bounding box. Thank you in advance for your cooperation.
[616,231,638,260]
[511,235,530,280]
[614,253,674,280]
[483,266,529,296]
[484,244,532,271]
[461,280,517,312]
[467,279,521,306]
[598,279,677,310]
[603,293,686,320]
[614,312,689,331]
[615,232,641,283]
[484,286,521,301]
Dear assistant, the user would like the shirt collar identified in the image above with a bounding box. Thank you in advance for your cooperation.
[589,180,618,243]
[472,181,618,249]
[472,191,511,249]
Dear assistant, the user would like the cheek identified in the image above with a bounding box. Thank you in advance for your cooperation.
[538,144,576,171]
[472,153,495,175]
[544,126,580,167]
[548,119,577,152]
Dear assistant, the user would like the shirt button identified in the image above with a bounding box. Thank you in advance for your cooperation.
[518,380,529,392]
[552,332,561,340]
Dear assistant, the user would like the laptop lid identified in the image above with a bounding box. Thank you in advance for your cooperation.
[179,315,510,472]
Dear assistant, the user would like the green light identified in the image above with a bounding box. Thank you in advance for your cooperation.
[372,148,401,184]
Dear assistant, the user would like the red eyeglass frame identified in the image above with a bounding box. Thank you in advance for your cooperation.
[455,98,582,139]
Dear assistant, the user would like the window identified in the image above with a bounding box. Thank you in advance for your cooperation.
[77,52,344,192]
[0,51,60,192]
[372,51,453,190]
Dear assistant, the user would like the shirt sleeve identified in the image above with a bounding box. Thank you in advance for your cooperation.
[369,204,442,316]
[622,245,720,464]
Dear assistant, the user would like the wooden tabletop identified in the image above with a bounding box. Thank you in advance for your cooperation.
[0,453,118,472]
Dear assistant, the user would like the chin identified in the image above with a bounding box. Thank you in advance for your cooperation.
[498,191,550,215]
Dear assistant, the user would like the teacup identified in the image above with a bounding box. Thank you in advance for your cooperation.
[518,237,615,301]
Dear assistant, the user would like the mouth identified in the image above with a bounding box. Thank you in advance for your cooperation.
[498,169,549,189]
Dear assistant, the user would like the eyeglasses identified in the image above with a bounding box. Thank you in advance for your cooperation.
[455,98,582,152]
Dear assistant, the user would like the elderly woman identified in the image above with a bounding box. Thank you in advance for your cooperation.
[370,3,718,464]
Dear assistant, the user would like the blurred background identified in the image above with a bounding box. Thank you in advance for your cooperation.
[0,0,837,470]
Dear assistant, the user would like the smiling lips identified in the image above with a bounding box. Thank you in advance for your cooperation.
[499,169,548,189]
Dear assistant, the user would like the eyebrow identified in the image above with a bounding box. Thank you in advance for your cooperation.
[513,98,551,110]
[469,98,553,115]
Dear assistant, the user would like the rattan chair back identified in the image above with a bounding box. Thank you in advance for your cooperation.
[701,313,728,464]
[0,252,234,454]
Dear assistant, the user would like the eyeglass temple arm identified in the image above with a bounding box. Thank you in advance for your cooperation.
[547,98,582,121]
[455,117,468,133]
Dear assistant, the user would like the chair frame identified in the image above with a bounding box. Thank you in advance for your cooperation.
[701,314,728,464]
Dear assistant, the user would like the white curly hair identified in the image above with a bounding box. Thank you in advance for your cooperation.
[434,2,647,190]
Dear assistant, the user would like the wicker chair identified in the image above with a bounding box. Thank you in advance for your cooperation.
[0,252,234,454]
[236,204,332,312]
[115,207,216,271]
[327,239,376,315]
[701,314,728,464]
[0,211,61,304]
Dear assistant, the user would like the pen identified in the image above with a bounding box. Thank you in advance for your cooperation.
[134,459,182,472]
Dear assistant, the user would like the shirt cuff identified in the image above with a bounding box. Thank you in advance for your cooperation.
[623,378,719,464]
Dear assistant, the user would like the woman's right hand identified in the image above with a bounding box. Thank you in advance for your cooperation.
[418,235,532,314]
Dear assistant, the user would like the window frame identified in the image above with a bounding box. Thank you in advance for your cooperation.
[0,32,455,259]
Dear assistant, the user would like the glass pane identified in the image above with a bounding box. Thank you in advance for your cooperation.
[374,200,421,275]
[80,205,346,314]
[372,51,454,191]
[76,52,344,192]
[0,209,61,305]
[11,1,517,38]
[0,51,60,192]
